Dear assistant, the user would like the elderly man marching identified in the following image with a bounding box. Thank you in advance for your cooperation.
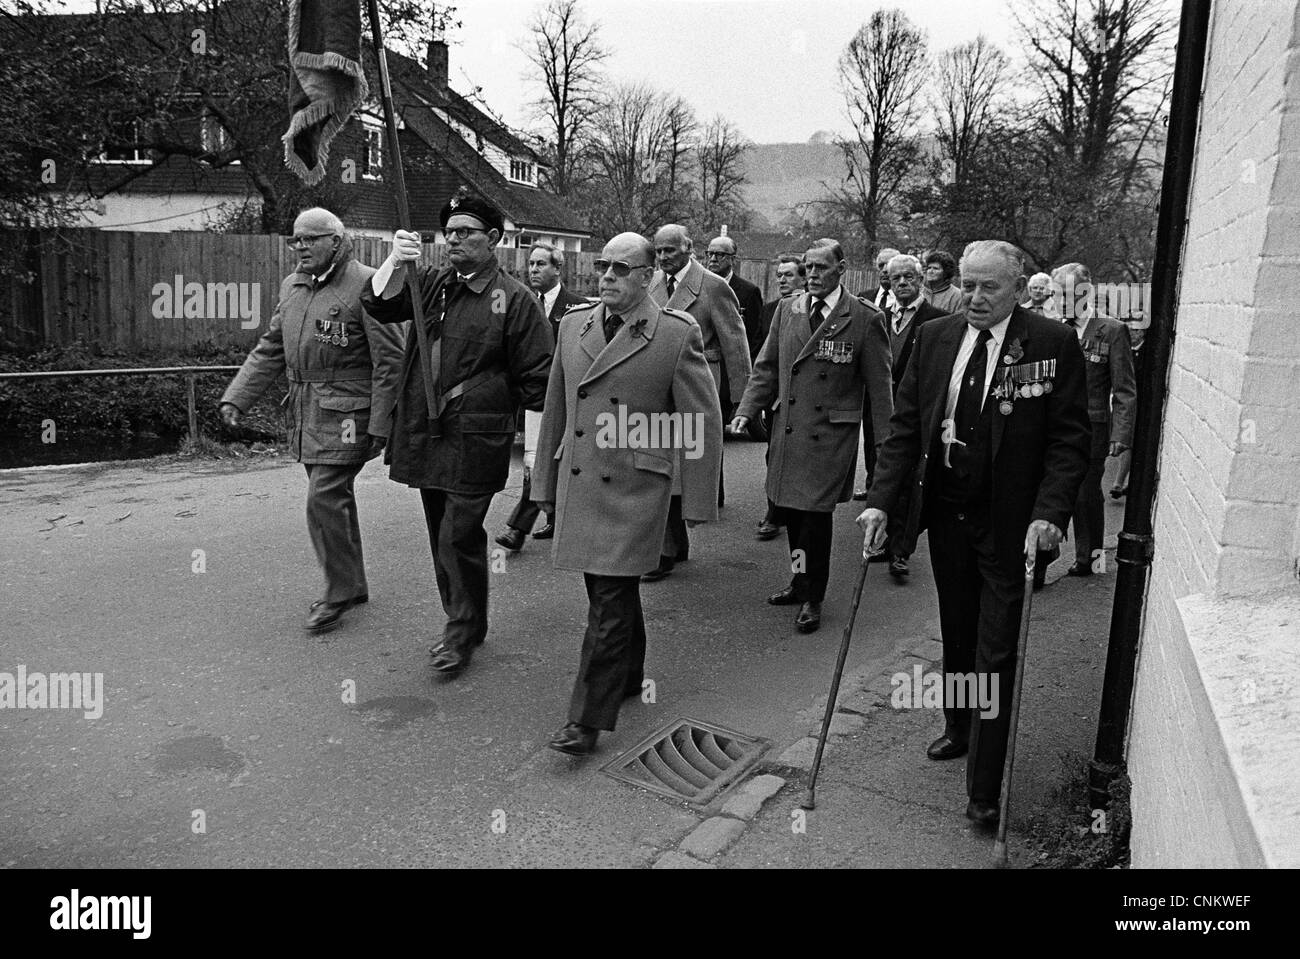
[220,207,405,633]
[731,239,894,634]
[532,232,722,755]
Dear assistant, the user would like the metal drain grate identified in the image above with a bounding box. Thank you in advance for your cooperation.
[601,718,769,805]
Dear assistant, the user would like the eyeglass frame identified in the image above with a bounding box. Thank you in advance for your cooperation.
[592,258,654,278]
[444,226,492,241]
[286,233,336,249]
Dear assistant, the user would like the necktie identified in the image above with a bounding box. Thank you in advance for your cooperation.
[893,306,905,336]
[809,300,825,337]
[666,275,677,299]
[951,329,993,474]
[538,290,546,309]
[603,312,623,344]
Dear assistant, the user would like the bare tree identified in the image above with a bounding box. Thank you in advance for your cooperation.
[933,36,1008,188]
[519,0,608,196]
[583,82,697,236]
[694,115,752,231]
[823,8,929,249]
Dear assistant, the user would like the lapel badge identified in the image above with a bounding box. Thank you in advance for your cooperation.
[1005,337,1024,365]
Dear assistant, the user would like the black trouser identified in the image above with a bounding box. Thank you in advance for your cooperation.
[568,573,646,731]
[861,385,875,483]
[762,412,780,526]
[1070,425,1109,566]
[304,462,368,604]
[418,488,494,650]
[926,500,1021,804]
[506,469,552,534]
[886,485,912,560]
[775,506,834,603]
[662,495,687,561]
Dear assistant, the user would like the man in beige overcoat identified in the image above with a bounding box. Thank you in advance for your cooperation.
[221,207,405,633]
[532,232,722,755]
[644,223,750,579]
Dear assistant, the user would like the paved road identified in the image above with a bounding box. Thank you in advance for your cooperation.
[2,439,955,868]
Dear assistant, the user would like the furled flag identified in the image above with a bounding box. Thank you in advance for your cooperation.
[282,0,369,185]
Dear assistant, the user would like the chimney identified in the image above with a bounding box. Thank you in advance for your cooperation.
[428,39,449,88]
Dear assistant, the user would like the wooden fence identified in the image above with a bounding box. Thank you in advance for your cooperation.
[0,229,874,354]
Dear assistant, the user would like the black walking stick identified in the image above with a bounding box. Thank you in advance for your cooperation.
[800,543,885,811]
[992,532,1039,866]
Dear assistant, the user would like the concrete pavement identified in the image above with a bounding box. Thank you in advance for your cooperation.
[0,440,1121,868]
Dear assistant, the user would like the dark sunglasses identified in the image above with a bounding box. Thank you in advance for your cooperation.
[593,258,652,278]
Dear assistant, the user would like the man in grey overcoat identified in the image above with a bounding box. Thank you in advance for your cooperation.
[532,232,722,755]
[221,207,405,633]
[732,239,893,634]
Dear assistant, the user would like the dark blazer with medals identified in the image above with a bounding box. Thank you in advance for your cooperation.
[736,287,893,512]
[864,306,1092,567]
[1074,313,1137,450]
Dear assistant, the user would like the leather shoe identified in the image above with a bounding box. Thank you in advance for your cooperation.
[494,527,525,552]
[532,522,555,540]
[1067,561,1094,577]
[642,557,675,582]
[795,601,821,633]
[430,643,473,676]
[304,595,366,633]
[889,555,910,579]
[852,488,869,501]
[867,550,891,564]
[965,800,1000,827]
[926,734,968,760]
[767,585,801,606]
[754,519,781,541]
[548,722,598,755]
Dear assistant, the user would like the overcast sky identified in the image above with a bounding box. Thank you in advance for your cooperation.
[451,0,1025,143]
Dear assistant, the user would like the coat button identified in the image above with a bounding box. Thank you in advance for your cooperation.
[815,404,823,411]
[571,467,581,475]
[575,429,584,437]
[792,369,799,376]
[812,433,820,440]
[785,426,792,433]
[601,474,611,482]
[788,397,795,405]
[578,389,588,399]
[819,372,827,379]
[610,397,619,403]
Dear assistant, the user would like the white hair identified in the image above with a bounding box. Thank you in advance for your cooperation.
[887,254,922,275]
[960,240,1025,280]
[1028,272,1052,285]
[295,207,345,236]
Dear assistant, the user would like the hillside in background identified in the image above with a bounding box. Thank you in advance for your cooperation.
[739,141,846,226]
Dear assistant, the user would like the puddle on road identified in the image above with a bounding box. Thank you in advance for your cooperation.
[355,696,439,730]
[152,734,246,780]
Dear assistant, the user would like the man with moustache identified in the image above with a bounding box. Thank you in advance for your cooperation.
[754,254,807,542]
[493,241,587,553]
[361,191,553,678]
[220,207,405,634]
[645,223,750,580]
[532,232,722,755]
[873,253,949,580]
[731,239,893,634]
[858,240,1090,827]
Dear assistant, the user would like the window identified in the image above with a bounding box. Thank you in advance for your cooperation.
[100,120,147,164]
[518,233,534,248]
[361,123,384,178]
[509,158,535,184]
[200,111,231,157]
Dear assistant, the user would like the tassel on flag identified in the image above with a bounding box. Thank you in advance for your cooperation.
[282,0,368,185]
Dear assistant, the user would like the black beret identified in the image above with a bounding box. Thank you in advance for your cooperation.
[439,190,504,237]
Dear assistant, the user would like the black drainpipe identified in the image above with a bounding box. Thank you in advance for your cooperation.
[1089,0,1213,809]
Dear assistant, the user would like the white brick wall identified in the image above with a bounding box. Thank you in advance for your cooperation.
[1131,0,1300,867]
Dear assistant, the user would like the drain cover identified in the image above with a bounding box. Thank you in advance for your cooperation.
[601,718,769,805]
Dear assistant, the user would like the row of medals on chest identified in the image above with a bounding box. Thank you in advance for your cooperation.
[987,357,1057,415]
[314,310,350,347]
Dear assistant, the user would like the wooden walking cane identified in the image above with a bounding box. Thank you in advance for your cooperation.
[800,544,885,811]
[365,0,439,419]
[992,529,1039,866]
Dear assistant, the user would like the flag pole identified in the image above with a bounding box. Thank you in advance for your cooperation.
[365,0,438,417]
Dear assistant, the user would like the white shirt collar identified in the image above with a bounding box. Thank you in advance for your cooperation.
[669,262,691,287]
[539,282,561,315]
[810,285,842,315]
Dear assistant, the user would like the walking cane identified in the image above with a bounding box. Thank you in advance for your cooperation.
[800,543,885,811]
[991,530,1039,866]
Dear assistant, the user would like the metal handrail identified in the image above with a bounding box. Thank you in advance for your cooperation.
[0,365,243,441]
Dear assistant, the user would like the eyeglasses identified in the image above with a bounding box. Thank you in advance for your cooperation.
[445,226,489,241]
[593,258,652,278]
[286,233,333,249]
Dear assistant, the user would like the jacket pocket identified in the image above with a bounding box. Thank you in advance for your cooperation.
[460,411,517,434]
[316,394,371,412]
[828,408,862,424]
[632,450,673,477]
